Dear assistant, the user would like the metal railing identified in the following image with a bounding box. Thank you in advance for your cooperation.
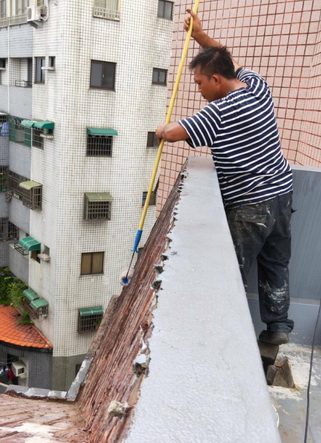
[92,6,120,20]
[15,80,32,88]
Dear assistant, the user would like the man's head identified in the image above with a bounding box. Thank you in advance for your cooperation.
[190,47,237,102]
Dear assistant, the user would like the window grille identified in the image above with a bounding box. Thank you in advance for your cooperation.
[8,221,19,240]
[14,242,29,255]
[90,60,116,90]
[158,0,173,20]
[78,307,104,333]
[20,184,42,210]
[0,166,8,191]
[32,128,44,148]
[93,0,120,20]
[8,171,28,200]
[147,132,159,148]
[81,252,104,275]
[8,116,31,147]
[87,134,113,156]
[84,193,112,220]
[0,218,18,242]
[152,68,167,85]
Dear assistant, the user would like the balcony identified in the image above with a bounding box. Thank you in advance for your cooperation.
[0,13,27,29]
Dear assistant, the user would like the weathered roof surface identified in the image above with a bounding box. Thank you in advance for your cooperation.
[0,305,53,350]
[78,164,183,442]
[0,393,87,442]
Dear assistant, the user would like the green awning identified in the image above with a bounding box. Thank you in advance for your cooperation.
[87,128,118,136]
[19,180,42,190]
[85,192,113,201]
[30,298,49,310]
[21,120,37,128]
[18,236,41,251]
[21,120,54,130]
[23,288,39,302]
[79,306,104,317]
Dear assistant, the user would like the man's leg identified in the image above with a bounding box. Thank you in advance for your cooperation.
[257,192,294,343]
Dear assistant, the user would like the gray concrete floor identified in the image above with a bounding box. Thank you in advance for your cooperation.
[269,343,321,443]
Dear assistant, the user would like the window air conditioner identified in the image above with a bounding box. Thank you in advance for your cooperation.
[12,361,27,377]
[27,6,47,22]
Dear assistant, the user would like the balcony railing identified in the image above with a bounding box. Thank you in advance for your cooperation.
[15,80,32,88]
[0,13,28,28]
[13,243,29,256]
[92,6,120,20]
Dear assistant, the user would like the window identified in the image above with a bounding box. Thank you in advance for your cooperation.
[93,0,120,20]
[147,131,159,148]
[87,134,113,156]
[152,68,167,85]
[8,171,28,200]
[23,288,48,319]
[142,191,157,206]
[84,193,112,220]
[49,56,55,68]
[35,57,45,84]
[15,0,28,15]
[0,166,8,191]
[158,0,173,20]
[81,252,104,275]
[78,306,104,333]
[0,0,6,19]
[0,218,18,241]
[9,116,32,146]
[0,58,5,68]
[32,128,44,148]
[90,60,116,90]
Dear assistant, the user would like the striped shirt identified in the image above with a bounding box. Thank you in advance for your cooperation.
[179,68,293,207]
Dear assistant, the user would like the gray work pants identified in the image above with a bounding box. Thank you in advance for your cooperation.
[226,192,294,333]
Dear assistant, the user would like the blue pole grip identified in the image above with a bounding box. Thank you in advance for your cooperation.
[132,229,143,253]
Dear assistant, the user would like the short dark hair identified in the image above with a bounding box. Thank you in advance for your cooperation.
[189,46,236,80]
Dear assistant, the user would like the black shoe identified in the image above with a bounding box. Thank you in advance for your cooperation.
[259,330,289,345]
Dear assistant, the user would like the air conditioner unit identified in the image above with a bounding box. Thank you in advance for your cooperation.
[37,253,50,262]
[12,361,27,378]
[27,6,47,22]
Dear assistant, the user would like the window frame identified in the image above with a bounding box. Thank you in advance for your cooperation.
[90,60,116,90]
[157,0,174,20]
[34,57,45,84]
[152,68,167,86]
[147,131,159,148]
[81,252,104,275]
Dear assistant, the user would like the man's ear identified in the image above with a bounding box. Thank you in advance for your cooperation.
[211,74,220,85]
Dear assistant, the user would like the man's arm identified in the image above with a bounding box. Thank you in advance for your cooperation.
[184,9,241,71]
[156,122,189,143]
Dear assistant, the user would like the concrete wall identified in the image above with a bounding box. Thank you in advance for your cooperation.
[9,243,29,283]
[158,0,321,208]
[51,354,86,392]
[9,86,32,119]
[8,197,30,234]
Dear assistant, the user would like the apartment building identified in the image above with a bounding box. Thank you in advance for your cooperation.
[0,0,173,390]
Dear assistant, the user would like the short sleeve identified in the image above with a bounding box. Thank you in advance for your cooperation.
[178,103,222,148]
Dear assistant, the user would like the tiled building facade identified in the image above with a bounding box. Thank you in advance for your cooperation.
[0,0,173,390]
[159,0,321,206]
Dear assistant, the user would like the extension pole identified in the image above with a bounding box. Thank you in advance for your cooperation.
[122,1,201,285]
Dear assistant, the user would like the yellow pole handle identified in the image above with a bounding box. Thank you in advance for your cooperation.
[138,1,201,231]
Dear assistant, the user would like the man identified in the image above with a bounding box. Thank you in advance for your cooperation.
[156,10,294,345]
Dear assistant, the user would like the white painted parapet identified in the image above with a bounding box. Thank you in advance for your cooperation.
[127,157,280,443]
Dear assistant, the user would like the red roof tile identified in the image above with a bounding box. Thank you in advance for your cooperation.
[0,305,52,350]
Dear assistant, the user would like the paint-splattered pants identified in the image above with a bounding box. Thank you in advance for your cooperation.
[226,192,294,333]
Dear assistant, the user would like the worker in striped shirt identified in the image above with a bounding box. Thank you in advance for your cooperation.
[156,10,294,346]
